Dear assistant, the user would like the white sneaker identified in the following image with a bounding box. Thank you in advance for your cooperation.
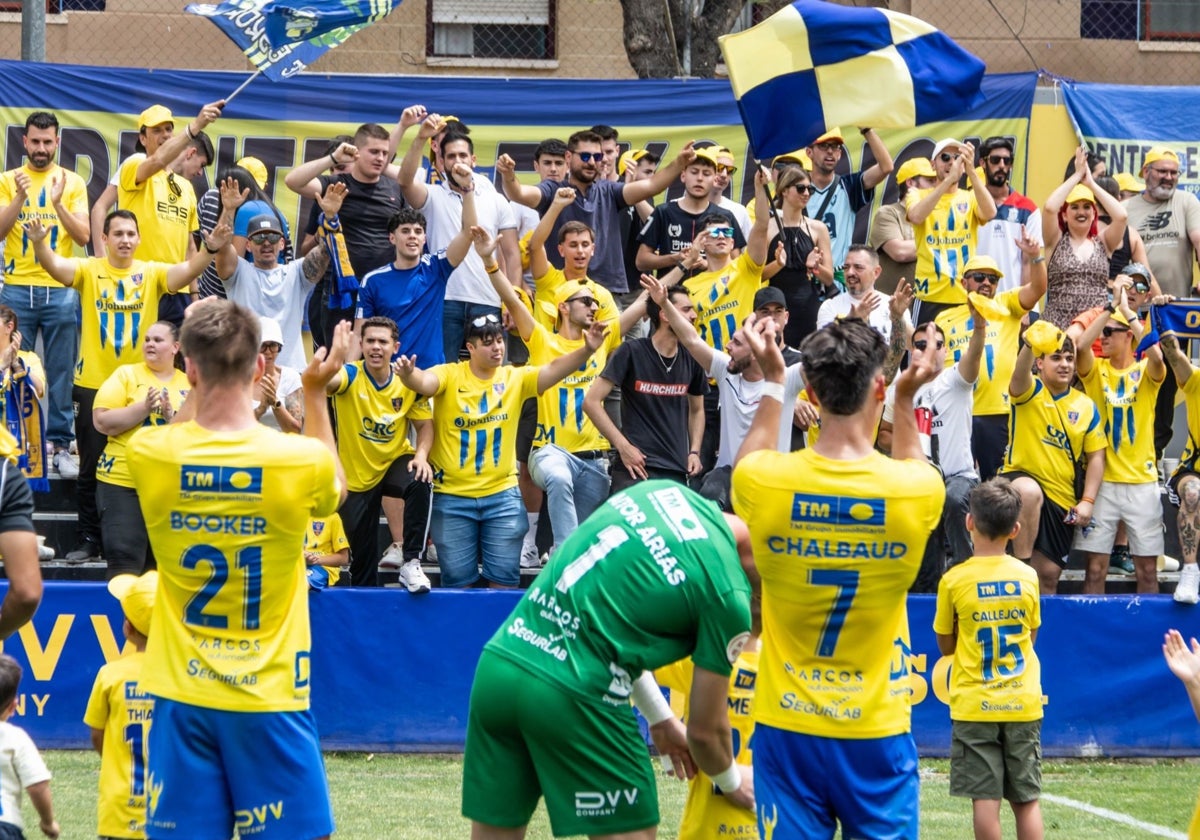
[378,542,404,570]
[1175,564,1200,605]
[520,541,541,568]
[425,541,438,563]
[398,559,431,594]
[52,449,78,479]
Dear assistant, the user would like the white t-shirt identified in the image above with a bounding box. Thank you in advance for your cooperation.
[252,365,302,431]
[883,365,976,479]
[816,289,910,342]
[224,259,314,371]
[709,353,805,468]
[418,180,517,306]
[0,721,50,829]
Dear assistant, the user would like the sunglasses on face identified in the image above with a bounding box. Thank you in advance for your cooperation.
[912,339,945,352]
[987,154,1013,166]
[814,142,841,152]
[250,232,283,245]
[1102,326,1130,337]
[706,226,736,239]
[1133,282,1150,293]
[568,296,597,307]
[791,184,816,195]
[939,153,959,163]
[471,313,501,327]
[574,151,603,163]
[964,272,998,283]
[260,342,282,352]
[715,164,737,174]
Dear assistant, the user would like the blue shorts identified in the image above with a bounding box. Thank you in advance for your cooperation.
[754,724,919,840]
[147,698,334,840]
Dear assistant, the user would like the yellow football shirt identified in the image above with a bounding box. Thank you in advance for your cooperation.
[332,362,431,493]
[83,651,153,839]
[1080,358,1162,484]
[429,362,539,497]
[1000,380,1107,510]
[72,257,170,389]
[127,422,340,712]
[118,158,197,264]
[526,322,620,453]
[531,265,620,331]
[933,555,1043,722]
[1179,374,1200,471]
[905,188,981,304]
[655,650,759,840]
[95,363,190,488]
[305,513,350,586]
[731,449,945,739]
[684,252,764,354]
[936,290,1027,416]
[0,164,88,286]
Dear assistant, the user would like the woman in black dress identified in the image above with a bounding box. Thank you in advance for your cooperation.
[763,166,834,348]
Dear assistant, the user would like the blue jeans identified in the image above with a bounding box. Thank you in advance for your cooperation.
[527,444,611,551]
[1,284,79,446]
[442,299,501,363]
[431,486,526,587]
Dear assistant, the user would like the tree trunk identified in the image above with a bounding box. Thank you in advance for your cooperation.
[617,0,750,79]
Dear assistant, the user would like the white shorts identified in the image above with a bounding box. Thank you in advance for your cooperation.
[1073,481,1164,556]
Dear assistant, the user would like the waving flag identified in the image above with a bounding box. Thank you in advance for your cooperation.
[185,0,401,81]
[718,0,986,159]
[1137,301,1200,354]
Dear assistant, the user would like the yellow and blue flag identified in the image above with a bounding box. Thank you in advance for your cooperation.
[719,0,985,159]
[185,0,400,81]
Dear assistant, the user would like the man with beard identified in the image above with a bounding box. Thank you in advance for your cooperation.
[805,127,894,279]
[1123,147,1200,458]
[974,136,1043,294]
[816,245,911,344]
[637,148,744,278]
[0,111,90,481]
[498,130,696,296]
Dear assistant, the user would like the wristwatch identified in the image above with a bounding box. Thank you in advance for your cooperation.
[273,400,282,408]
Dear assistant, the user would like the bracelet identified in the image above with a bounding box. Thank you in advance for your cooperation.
[711,761,742,794]
[760,381,786,403]
[329,153,339,168]
[1080,496,1095,504]
[630,672,673,726]
[184,124,196,140]
[204,242,220,254]
[1030,255,1046,265]
[484,263,501,274]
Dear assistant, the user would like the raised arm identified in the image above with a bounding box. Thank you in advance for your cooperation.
[50,173,89,246]
[1085,167,1128,254]
[134,100,223,185]
[907,155,961,225]
[397,106,438,208]
[746,168,771,266]
[1162,333,1195,388]
[530,187,575,281]
[1015,231,1047,312]
[395,354,442,397]
[22,220,78,286]
[473,225,535,340]
[285,141,354,200]
[446,163,478,268]
[859,127,895,190]
[957,302,987,384]
[735,316,786,464]
[495,153,541,208]
[167,220,231,292]
[213,177,250,280]
[1010,339,1035,398]
[624,141,696,205]
[89,184,117,257]
[1042,146,1088,252]
[1073,306,1111,378]
[301,320,351,505]
[963,142,996,224]
[882,279,915,383]
[890,323,942,462]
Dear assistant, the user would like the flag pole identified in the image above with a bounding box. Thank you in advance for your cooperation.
[223,70,263,105]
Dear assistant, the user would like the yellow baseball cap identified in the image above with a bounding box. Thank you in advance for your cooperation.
[137,105,174,130]
[772,149,812,170]
[1114,172,1143,193]
[617,149,651,177]
[540,280,598,324]
[1065,184,1096,206]
[812,127,845,146]
[691,148,720,169]
[108,571,158,637]
[962,255,1004,280]
[896,158,935,184]
[1142,146,1180,175]
[236,156,268,189]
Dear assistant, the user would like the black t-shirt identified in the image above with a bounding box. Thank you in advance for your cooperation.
[601,336,708,472]
[637,200,745,278]
[317,173,405,279]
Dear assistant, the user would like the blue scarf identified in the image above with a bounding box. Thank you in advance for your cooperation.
[1137,300,1200,354]
[321,212,359,311]
[4,361,47,492]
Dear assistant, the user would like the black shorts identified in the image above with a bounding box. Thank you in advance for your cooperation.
[516,397,537,464]
[1000,471,1073,567]
[1167,468,1200,508]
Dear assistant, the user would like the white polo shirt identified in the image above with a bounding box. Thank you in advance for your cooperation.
[417,179,517,306]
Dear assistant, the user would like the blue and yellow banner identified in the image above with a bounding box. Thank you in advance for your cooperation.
[3,582,1200,755]
[0,60,1036,260]
[1061,80,1200,195]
